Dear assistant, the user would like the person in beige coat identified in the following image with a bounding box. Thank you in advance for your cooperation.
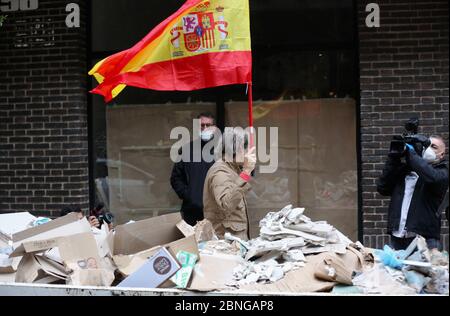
[203,128,257,240]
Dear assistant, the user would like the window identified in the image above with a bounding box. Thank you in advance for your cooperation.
[90,0,359,239]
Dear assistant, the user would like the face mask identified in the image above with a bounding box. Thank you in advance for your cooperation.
[422,146,437,163]
[200,130,214,141]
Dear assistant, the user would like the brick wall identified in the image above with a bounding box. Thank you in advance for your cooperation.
[358,0,449,249]
[0,0,89,217]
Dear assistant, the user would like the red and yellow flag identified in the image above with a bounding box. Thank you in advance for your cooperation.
[89,0,252,102]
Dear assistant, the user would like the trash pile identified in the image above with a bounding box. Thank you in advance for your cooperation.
[0,211,198,288]
[0,207,448,295]
[353,236,449,295]
[227,204,353,285]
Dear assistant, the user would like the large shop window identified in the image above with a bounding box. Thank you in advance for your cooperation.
[90,0,359,240]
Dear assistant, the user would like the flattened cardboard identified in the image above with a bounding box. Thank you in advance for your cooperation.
[10,216,92,258]
[58,233,115,286]
[188,253,244,292]
[117,247,181,289]
[13,213,79,243]
[241,253,336,293]
[314,254,353,285]
[10,238,60,258]
[166,234,198,258]
[58,233,101,271]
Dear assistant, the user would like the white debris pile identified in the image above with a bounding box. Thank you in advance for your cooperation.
[353,236,449,295]
[199,240,242,256]
[231,204,353,286]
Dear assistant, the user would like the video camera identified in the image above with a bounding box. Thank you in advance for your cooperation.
[90,203,114,227]
[389,118,431,158]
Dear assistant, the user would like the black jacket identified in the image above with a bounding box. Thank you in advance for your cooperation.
[377,150,449,239]
[170,140,215,225]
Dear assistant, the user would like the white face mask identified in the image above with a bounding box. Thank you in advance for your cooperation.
[422,146,437,163]
[200,130,214,142]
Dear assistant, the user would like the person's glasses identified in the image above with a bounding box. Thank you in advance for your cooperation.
[201,123,214,128]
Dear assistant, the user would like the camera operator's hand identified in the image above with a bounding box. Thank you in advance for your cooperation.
[88,216,100,228]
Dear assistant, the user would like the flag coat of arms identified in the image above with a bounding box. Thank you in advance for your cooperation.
[89,0,252,102]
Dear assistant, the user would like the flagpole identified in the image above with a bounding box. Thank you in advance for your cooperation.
[248,82,254,147]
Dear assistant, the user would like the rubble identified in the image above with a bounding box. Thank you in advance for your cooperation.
[229,204,356,286]
[199,240,241,256]
[0,209,448,296]
[193,220,218,243]
[352,263,418,295]
[355,236,449,295]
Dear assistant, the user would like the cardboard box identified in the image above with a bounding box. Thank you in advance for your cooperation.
[117,247,181,289]
[10,214,91,258]
[58,232,116,287]
[9,215,116,287]
[58,233,102,271]
[12,213,91,248]
[12,232,115,286]
[111,213,198,256]
[111,213,199,277]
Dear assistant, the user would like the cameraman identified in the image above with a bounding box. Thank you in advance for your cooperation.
[60,204,113,230]
[60,204,100,228]
[377,135,448,250]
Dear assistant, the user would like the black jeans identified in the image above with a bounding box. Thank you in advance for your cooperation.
[390,235,442,251]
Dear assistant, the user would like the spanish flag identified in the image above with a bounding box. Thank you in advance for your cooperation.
[89,0,252,102]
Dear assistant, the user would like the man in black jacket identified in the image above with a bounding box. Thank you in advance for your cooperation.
[170,113,217,225]
[377,135,448,250]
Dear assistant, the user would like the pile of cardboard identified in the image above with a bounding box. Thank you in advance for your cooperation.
[0,211,202,289]
[1,208,447,295]
[0,208,373,294]
[1,213,114,285]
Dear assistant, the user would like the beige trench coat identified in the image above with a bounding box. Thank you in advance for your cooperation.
[203,159,251,240]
